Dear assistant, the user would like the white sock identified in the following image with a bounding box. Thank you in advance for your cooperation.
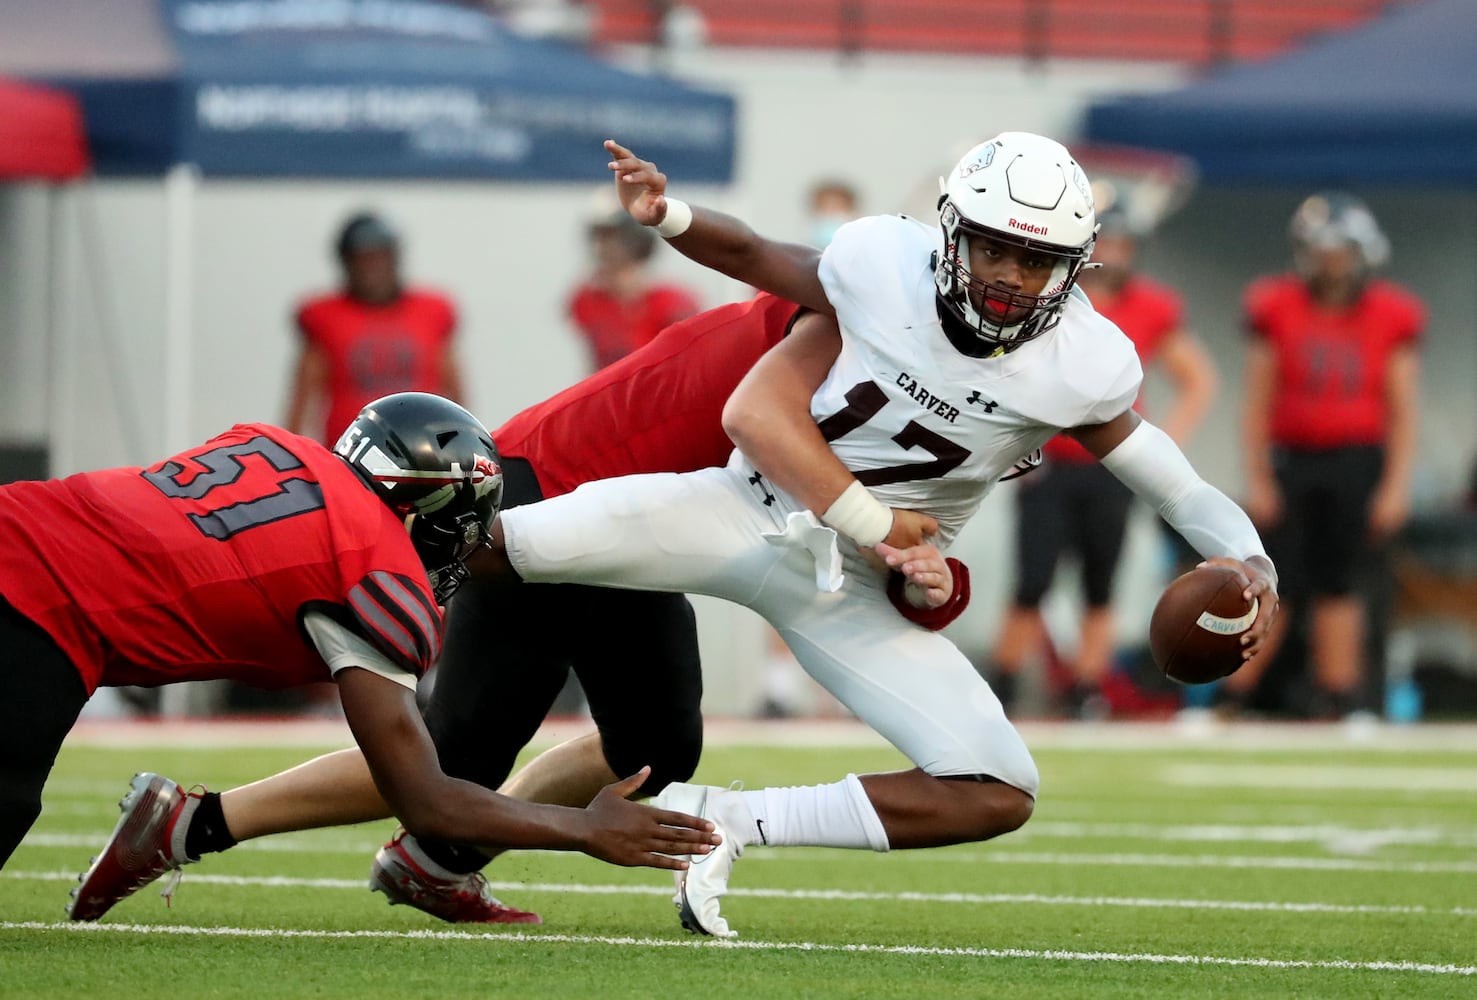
[738,773,890,852]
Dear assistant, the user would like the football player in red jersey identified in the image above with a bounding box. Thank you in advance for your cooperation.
[1233,193,1423,719]
[568,204,702,371]
[989,206,1219,716]
[0,392,718,912]
[284,213,466,445]
[67,297,965,926]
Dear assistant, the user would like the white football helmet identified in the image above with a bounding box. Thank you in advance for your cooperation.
[1289,191,1390,277]
[935,132,1096,348]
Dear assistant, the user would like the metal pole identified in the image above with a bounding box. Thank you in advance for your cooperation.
[162,163,199,457]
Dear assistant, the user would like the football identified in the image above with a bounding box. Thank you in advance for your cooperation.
[1149,565,1258,685]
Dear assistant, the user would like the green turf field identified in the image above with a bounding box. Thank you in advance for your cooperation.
[3,724,1475,999]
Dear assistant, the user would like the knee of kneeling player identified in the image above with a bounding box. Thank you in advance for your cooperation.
[603,718,702,797]
[946,778,1034,840]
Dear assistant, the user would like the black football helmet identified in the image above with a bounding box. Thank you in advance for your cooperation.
[333,392,503,604]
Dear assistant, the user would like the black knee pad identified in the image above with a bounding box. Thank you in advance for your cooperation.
[600,708,703,797]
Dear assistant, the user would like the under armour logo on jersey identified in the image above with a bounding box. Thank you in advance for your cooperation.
[965,391,999,413]
[748,470,776,507]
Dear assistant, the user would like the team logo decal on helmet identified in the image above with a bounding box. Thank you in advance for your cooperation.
[335,392,504,604]
[934,131,1096,350]
[959,142,996,178]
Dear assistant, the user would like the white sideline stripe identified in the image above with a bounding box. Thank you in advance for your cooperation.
[1162,763,1477,792]
[1020,822,1477,851]
[33,817,1477,850]
[0,920,1471,976]
[20,832,385,854]
[19,834,1477,873]
[6,870,1476,918]
[60,717,1477,752]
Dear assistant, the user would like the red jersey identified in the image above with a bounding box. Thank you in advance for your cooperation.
[1046,276,1185,464]
[297,289,457,445]
[568,282,702,371]
[497,293,800,498]
[0,425,440,694]
[1245,275,1424,448]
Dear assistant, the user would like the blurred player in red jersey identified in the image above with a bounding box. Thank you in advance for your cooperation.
[71,295,968,926]
[989,206,1219,716]
[568,202,701,371]
[1234,193,1423,719]
[0,392,718,910]
[284,213,466,445]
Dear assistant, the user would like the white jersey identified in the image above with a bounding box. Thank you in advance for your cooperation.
[814,214,1143,545]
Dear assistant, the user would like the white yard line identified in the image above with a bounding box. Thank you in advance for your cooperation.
[6,869,1475,917]
[0,920,1470,976]
[59,717,1477,752]
[19,832,1477,873]
[37,819,1477,853]
[1018,821,1477,851]
[1161,762,1477,792]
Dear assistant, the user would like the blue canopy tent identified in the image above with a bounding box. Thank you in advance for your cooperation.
[1083,0,1477,184]
[24,0,735,182]
[0,0,737,466]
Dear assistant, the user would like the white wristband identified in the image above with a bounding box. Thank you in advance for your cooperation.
[655,198,693,239]
[822,481,893,548]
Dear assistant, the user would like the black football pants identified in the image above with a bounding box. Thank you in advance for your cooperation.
[0,595,89,869]
[420,457,704,805]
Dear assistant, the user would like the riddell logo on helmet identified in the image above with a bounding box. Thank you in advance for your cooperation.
[1008,218,1049,236]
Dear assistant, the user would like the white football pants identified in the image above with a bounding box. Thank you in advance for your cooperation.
[500,452,1039,796]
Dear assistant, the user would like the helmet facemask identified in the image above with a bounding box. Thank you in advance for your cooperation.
[937,208,1088,347]
[400,479,497,604]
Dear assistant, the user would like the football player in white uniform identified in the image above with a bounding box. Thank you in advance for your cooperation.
[478,133,1280,938]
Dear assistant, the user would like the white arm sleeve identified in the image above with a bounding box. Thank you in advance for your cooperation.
[303,610,418,691]
[1098,420,1270,570]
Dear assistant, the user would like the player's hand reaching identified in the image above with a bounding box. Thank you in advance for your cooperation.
[578,766,721,870]
[883,508,939,550]
[605,139,672,228]
[1199,555,1280,661]
[876,541,953,608]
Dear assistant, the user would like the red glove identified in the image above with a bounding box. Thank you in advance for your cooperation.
[887,558,971,631]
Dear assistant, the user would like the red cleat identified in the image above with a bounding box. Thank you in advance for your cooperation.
[370,830,541,925]
[68,772,203,921]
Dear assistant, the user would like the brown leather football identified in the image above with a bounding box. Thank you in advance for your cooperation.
[1149,565,1257,685]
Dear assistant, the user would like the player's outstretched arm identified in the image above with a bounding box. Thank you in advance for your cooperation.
[1072,410,1279,660]
[605,139,832,315]
[335,666,718,868]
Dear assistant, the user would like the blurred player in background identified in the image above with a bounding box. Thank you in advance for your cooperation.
[0,392,715,899]
[284,212,465,446]
[804,177,862,249]
[990,200,1219,718]
[1234,193,1423,719]
[462,134,1278,940]
[567,196,701,371]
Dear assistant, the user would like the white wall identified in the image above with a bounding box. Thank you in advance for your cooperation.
[3,49,1472,712]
